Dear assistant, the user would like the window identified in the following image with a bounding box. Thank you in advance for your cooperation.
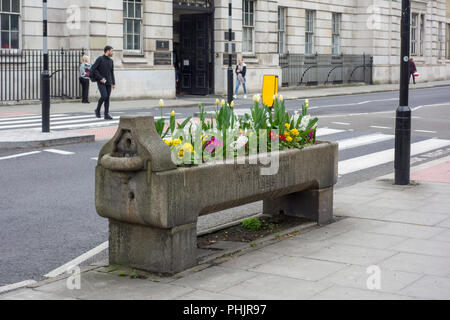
[0,0,20,49]
[305,10,315,55]
[447,24,450,59]
[332,13,341,55]
[277,7,286,54]
[411,13,418,56]
[419,14,425,56]
[242,0,254,53]
[123,0,142,51]
[438,22,443,58]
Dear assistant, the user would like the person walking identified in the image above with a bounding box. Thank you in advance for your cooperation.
[90,46,116,120]
[233,58,247,99]
[409,58,417,85]
[79,55,91,104]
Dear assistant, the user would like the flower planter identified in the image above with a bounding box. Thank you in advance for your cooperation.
[95,116,338,274]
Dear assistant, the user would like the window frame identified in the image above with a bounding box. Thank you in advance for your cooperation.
[0,0,21,51]
[123,0,143,54]
[411,13,418,56]
[305,9,315,55]
[332,12,341,56]
[242,0,255,54]
[277,6,286,54]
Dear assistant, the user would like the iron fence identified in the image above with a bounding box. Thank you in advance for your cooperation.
[279,53,373,88]
[0,48,85,101]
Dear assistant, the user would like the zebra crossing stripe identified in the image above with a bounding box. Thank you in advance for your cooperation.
[339,138,450,175]
[44,149,75,155]
[337,133,394,151]
[0,151,41,161]
[0,114,66,123]
[316,128,346,137]
[0,114,95,126]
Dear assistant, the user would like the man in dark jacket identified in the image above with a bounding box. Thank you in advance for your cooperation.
[409,58,417,85]
[91,46,116,120]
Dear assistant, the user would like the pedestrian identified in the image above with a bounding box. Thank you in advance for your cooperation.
[79,55,91,104]
[90,46,116,120]
[409,58,417,85]
[233,58,247,99]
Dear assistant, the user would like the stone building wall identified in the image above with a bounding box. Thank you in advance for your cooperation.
[8,0,450,99]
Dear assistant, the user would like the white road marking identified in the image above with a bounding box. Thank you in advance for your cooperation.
[339,138,450,175]
[0,280,37,294]
[414,130,437,134]
[44,241,109,278]
[0,114,66,122]
[337,134,394,151]
[370,126,391,130]
[50,120,119,130]
[0,114,92,125]
[91,157,98,161]
[316,128,346,137]
[0,151,41,161]
[44,149,75,155]
[0,117,113,130]
[331,122,351,126]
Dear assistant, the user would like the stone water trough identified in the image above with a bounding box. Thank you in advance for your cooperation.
[95,116,338,274]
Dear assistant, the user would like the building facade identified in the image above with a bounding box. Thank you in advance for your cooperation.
[2,0,450,99]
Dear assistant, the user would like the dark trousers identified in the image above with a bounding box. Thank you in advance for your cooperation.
[79,77,90,102]
[96,82,112,115]
[410,72,416,84]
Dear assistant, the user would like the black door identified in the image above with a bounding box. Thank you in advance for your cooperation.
[180,14,209,95]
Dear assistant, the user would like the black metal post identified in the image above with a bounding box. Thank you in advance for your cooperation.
[41,0,50,132]
[227,0,233,104]
[395,0,412,185]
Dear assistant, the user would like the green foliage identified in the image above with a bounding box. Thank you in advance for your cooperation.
[242,218,262,231]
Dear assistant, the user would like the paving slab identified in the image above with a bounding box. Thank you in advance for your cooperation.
[319,265,423,294]
[381,210,448,226]
[326,230,407,250]
[398,275,450,300]
[171,266,259,293]
[371,222,445,240]
[249,256,347,281]
[304,244,397,266]
[378,253,450,277]
[310,285,414,300]
[221,274,331,300]
[0,128,94,150]
[391,238,450,258]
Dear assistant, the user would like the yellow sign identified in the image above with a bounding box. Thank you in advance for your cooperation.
[262,75,279,107]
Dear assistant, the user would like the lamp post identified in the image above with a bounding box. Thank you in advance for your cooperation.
[41,0,50,132]
[227,0,233,104]
[395,0,411,185]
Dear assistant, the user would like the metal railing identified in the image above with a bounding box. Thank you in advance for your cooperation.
[0,48,85,101]
[279,53,373,88]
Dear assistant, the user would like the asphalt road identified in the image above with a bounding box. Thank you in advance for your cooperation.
[1,86,449,287]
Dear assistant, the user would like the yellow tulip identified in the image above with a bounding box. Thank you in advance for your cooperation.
[159,99,164,108]
[221,99,226,106]
[230,101,234,108]
[170,110,175,117]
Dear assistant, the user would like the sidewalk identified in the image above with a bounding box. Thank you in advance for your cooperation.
[1,156,449,300]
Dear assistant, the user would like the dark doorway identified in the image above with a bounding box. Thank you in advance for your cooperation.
[176,13,213,95]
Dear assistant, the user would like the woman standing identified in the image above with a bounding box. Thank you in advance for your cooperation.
[409,58,417,85]
[234,58,247,99]
[79,55,91,103]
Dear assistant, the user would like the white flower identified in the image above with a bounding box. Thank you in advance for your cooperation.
[253,95,261,103]
[279,95,284,102]
[159,99,164,108]
[230,135,249,151]
[300,115,311,131]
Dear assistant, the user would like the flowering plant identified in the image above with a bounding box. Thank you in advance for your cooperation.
[157,96,318,166]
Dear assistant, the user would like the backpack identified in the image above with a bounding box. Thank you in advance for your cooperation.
[89,59,99,82]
